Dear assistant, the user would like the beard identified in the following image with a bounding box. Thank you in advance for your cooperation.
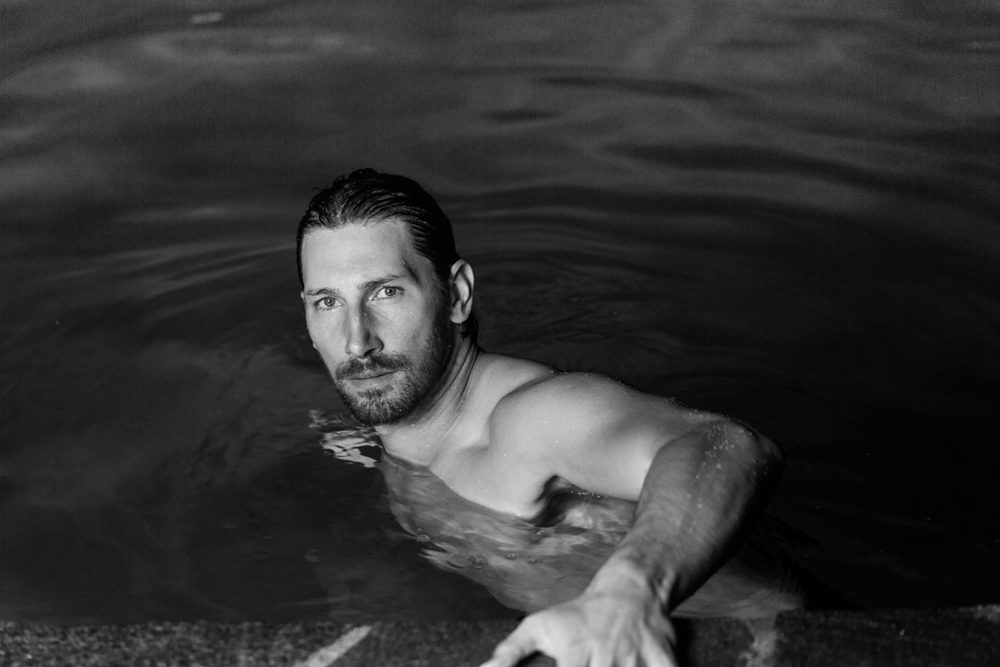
[331,305,454,426]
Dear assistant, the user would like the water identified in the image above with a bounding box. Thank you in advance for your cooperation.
[2,0,999,625]
[356,432,803,619]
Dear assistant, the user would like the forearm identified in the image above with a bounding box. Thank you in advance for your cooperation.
[586,421,784,612]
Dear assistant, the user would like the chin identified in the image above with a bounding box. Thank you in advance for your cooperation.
[343,389,417,426]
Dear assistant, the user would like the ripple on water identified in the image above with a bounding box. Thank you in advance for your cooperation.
[141,26,382,68]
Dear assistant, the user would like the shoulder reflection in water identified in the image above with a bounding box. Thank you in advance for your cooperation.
[319,415,807,619]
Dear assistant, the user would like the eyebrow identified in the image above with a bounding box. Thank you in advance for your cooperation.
[302,273,410,298]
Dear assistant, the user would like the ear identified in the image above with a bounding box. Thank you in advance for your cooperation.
[447,259,474,325]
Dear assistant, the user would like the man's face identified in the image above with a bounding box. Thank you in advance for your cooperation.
[300,220,454,425]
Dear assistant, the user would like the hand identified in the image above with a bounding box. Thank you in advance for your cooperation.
[479,589,678,667]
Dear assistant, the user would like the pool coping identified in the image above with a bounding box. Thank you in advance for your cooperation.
[2,604,999,666]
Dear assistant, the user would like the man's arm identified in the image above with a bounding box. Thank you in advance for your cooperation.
[591,419,784,614]
[481,376,784,667]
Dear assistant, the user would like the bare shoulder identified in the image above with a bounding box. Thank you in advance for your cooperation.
[474,363,775,501]
[490,371,729,477]
[475,352,556,390]
[499,371,715,432]
[486,371,729,500]
[463,353,555,429]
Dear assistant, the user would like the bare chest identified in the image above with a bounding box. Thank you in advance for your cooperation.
[421,443,552,519]
[381,352,559,517]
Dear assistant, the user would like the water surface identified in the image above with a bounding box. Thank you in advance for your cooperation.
[1,0,999,624]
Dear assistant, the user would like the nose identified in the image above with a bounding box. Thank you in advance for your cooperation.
[344,306,381,359]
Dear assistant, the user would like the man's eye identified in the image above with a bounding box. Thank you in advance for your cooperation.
[373,286,402,300]
[314,296,338,309]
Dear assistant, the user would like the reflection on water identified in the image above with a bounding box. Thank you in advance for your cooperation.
[316,417,807,617]
[381,445,634,614]
[1,0,999,624]
[315,419,810,618]
[377,443,805,618]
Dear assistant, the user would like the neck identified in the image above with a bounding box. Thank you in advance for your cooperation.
[374,334,481,461]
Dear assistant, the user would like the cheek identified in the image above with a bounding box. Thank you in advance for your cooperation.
[391,309,437,345]
[305,314,340,353]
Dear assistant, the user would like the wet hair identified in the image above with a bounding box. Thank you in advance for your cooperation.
[296,168,477,339]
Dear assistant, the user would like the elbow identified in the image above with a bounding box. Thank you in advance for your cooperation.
[712,420,785,478]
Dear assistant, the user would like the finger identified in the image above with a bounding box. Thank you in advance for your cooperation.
[478,646,534,667]
[479,630,539,667]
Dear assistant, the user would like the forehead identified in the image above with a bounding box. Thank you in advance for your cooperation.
[300,219,428,286]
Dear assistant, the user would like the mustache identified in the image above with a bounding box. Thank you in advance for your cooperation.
[334,354,409,380]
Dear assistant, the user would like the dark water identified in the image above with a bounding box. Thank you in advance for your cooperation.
[2,0,999,624]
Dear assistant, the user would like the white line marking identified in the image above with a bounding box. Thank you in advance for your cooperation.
[293,625,373,667]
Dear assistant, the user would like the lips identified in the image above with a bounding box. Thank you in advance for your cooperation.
[335,354,409,383]
[351,370,395,381]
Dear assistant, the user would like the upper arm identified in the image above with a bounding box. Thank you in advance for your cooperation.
[494,373,726,501]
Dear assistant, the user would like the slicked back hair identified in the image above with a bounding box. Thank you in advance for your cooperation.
[296,168,477,340]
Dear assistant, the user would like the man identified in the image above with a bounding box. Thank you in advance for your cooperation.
[297,168,795,667]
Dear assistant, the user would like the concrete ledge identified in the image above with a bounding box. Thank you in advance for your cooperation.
[1,605,998,666]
